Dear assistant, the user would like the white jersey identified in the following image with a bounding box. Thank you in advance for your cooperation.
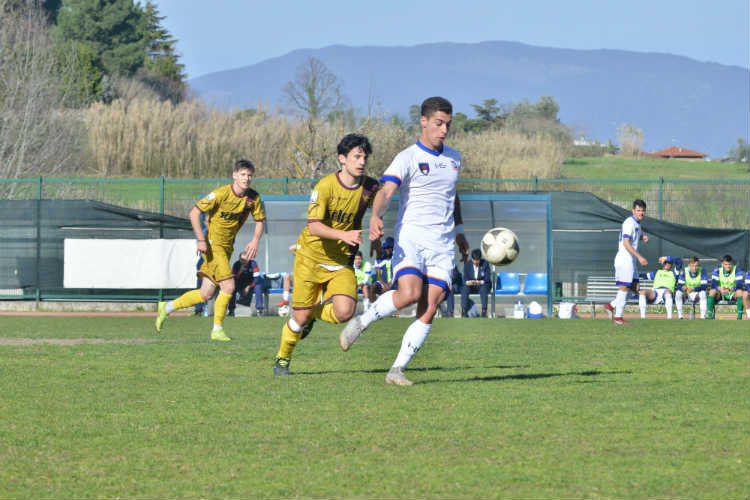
[617,215,642,257]
[381,141,461,245]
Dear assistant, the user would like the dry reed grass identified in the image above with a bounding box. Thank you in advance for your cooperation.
[84,97,566,183]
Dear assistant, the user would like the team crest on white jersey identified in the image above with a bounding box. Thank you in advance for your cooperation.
[418,162,429,175]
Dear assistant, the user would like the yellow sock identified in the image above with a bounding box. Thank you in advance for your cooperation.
[312,302,340,324]
[213,291,232,326]
[172,289,204,310]
[277,321,302,359]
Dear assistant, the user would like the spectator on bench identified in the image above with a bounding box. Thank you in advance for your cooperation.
[228,257,264,316]
[638,256,679,319]
[708,254,745,320]
[461,248,491,317]
[675,256,707,320]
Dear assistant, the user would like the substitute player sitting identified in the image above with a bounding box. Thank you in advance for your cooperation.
[707,254,745,320]
[674,256,708,319]
[273,133,379,375]
[155,159,265,340]
[638,256,679,319]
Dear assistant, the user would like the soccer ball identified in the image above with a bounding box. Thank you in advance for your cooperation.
[480,227,520,266]
[277,304,290,317]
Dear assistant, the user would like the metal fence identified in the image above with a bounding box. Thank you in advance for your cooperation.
[2,176,747,229]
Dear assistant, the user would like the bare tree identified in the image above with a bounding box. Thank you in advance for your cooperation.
[282,57,348,176]
[0,2,87,196]
[616,123,644,158]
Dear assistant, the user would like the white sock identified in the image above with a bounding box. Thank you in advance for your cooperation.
[665,294,673,319]
[361,290,397,329]
[363,298,370,310]
[615,290,628,318]
[392,319,432,369]
[699,292,707,319]
[283,290,290,301]
[675,292,684,318]
[639,294,646,319]
[165,301,175,314]
[212,323,222,332]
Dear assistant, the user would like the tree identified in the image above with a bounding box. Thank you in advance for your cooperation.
[616,123,644,158]
[727,138,749,164]
[282,57,347,121]
[138,0,185,102]
[282,57,349,176]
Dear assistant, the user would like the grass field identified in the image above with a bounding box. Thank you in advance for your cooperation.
[562,157,749,180]
[1,315,748,499]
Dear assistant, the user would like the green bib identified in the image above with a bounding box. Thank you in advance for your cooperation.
[653,269,677,291]
[718,266,736,290]
[684,267,702,288]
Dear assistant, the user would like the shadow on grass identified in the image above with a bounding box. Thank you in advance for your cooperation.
[417,369,632,385]
[293,364,530,376]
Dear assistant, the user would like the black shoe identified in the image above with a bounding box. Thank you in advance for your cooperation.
[227,310,235,317]
[301,319,315,339]
[254,309,264,317]
[274,357,290,375]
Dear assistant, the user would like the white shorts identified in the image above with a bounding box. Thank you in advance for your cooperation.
[614,252,638,287]
[647,288,670,304]
[391,232,454,291]
[677,290,704,302]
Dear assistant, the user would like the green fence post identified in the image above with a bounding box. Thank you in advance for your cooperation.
[283,176,288,195]
[658,176,664,220]
[36,176,42,302]
[158,177,165,302]
[532,176,538,193]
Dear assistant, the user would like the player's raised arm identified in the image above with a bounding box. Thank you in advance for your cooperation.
[369,181,397,241]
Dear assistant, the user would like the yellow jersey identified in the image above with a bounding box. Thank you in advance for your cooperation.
[196,184,265,251]
[296,172,379,266]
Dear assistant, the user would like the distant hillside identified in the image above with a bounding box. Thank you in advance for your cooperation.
[189,41,749,157]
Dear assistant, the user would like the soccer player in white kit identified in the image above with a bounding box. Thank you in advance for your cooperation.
[339,96,470,386]
[605,199,649,325]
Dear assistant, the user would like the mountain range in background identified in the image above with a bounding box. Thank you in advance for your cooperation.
[188,41,749,158]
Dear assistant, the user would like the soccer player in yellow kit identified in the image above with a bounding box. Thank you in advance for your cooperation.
[274,134,379,375]
[155,159,265,340]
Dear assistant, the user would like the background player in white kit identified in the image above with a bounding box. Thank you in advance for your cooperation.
[605,199,649,325]
[339,96,470,386]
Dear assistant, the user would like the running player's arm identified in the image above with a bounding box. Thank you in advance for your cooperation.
[368,181,398,241]
[453,194,469,262]
[189,206,209,254]
[308,221,361,247]
[622,232,647,267]
[240,195,266,259]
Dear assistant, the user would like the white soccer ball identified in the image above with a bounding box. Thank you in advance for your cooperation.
[480,227,520,266]
[277,304,290,317]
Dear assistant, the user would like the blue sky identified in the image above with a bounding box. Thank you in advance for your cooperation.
[152,0,749,79]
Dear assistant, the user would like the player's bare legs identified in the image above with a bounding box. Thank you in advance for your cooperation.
[340,274,422,351]
[386,283,446,386]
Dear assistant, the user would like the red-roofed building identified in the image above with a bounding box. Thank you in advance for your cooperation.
[645,146,708,160]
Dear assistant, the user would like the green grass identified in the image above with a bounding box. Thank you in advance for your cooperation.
[0,316,748,499]
[562,157,749,180]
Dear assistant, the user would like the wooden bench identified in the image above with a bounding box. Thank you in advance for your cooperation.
[582,276,652,319]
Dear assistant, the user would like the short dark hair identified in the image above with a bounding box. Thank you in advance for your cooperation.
[421,96,452,118]
[234,159,255,173]
[355,250,363,258]
[690,256,700,264]
[471,248,482,260]
[722,254,733,263]
[337,133,372,157]
[633,199,646,210]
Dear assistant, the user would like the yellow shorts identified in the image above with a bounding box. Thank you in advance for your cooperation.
[292,252,356,309]
[197,244,233,285]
